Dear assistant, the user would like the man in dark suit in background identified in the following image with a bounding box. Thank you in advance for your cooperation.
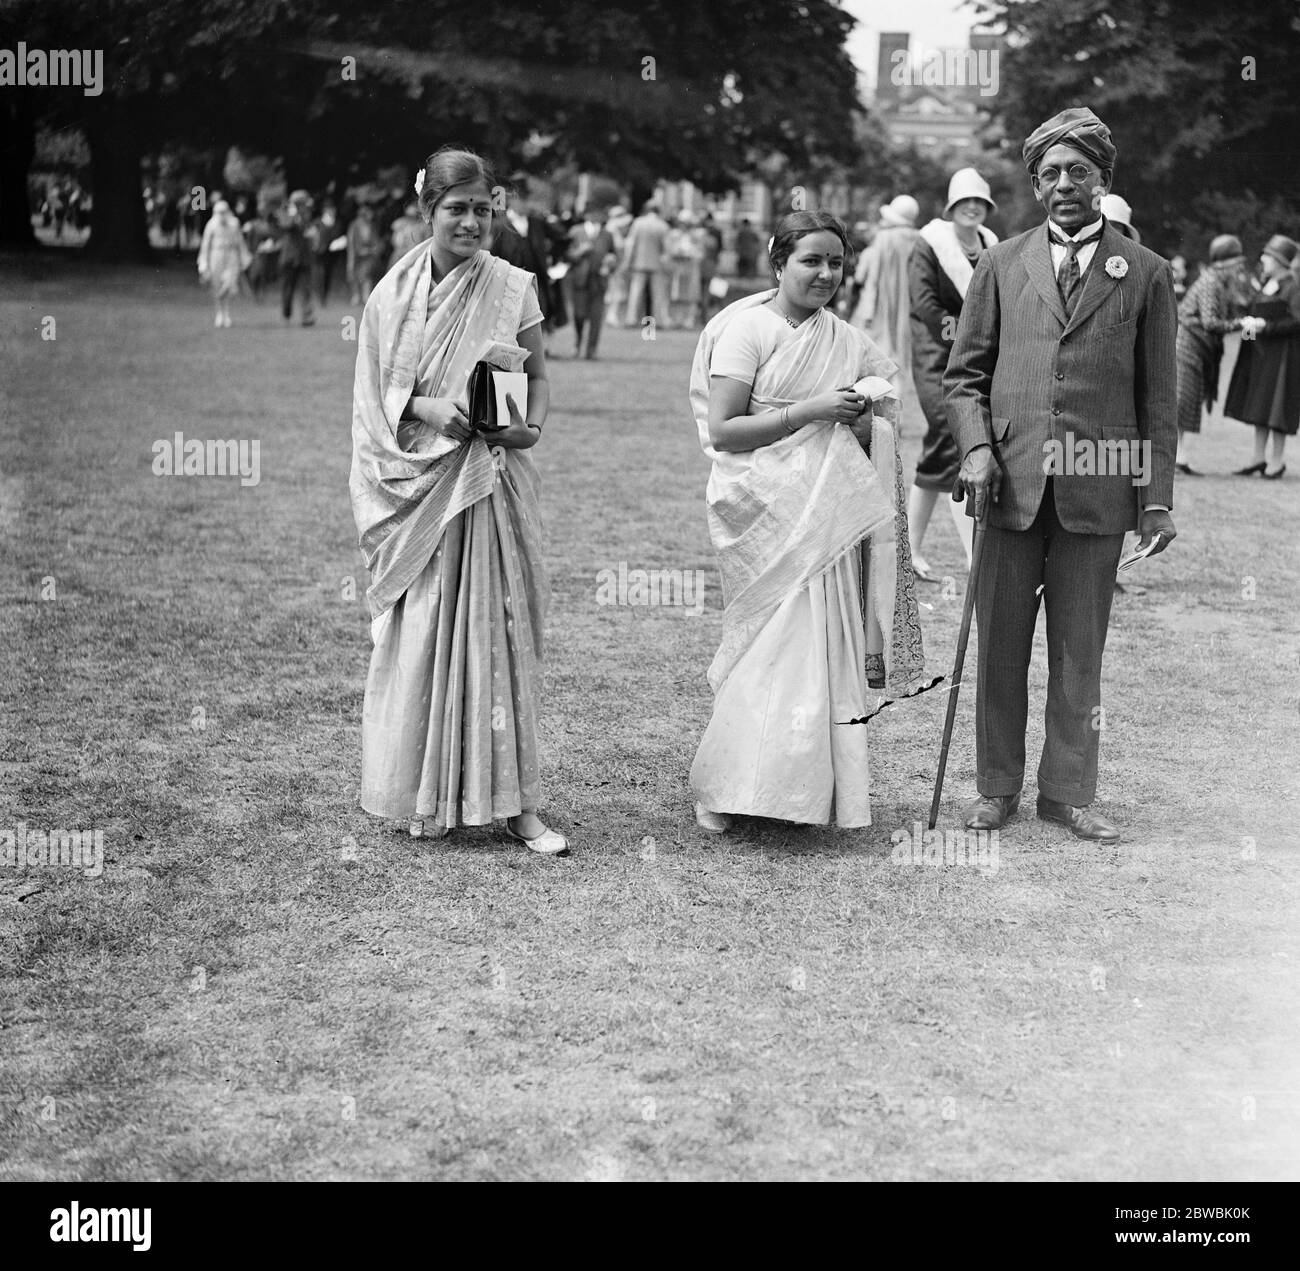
[944,107,1178,842]
[279,189,320,326]
[490,179,561,338]
[566,206,618,360]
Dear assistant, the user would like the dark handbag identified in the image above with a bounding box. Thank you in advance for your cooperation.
[467,360,509,433]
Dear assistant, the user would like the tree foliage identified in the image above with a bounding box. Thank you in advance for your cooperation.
[1,0,867,257]
[972,0,1300,256]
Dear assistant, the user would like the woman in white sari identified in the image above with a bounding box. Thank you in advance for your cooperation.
[350,147,569,855]
[691,211,930,832]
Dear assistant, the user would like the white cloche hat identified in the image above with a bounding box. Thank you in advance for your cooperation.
[944,168,996,216]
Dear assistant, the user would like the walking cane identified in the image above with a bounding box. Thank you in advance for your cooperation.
[927,503,987,830]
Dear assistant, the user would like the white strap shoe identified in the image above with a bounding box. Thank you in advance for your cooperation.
[911,553,939,583]
[695,803,733,833]
[505,819,571,856]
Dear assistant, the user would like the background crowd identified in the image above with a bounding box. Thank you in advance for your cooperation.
[140,158,1300,498]
[34,142,1299,489]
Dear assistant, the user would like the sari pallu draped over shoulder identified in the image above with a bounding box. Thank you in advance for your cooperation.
[349,243,545,628]
[690,291,928,699]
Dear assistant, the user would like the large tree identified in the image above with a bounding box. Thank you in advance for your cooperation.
[0,0,321,257]
[1,0,867,259]
[0,85,37,246]
[973,0,1300,255]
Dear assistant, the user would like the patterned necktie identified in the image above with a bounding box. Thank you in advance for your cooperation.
[1055,235,1083,319]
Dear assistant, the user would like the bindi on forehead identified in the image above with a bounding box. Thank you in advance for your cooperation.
[795,237,844,258]
[437,182,493,208]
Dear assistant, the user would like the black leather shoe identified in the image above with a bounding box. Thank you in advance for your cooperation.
[1036,796,1120,842]
[964,792,1020,830]
[1233,461,1267,476]
[1263,464,1286,480]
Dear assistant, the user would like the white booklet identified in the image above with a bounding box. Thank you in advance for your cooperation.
[1118,532,1161,571]
[492,370,528,427]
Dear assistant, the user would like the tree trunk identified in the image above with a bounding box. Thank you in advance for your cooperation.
[0,95,38,249]
[83,97,151,262]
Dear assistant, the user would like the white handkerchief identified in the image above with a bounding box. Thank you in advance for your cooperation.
[853,375,897,400]
[854,374,900,426]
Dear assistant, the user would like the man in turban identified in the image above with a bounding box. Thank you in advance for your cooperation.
[1020,105,1118,182]
[941,107,1178,842]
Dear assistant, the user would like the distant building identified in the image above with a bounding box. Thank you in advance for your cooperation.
[871,27,1004,160]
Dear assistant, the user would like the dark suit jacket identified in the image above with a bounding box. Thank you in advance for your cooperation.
[909,230,992,434]
[491,218,555,318]
[944,219,1177,534]
[567,225,617,294]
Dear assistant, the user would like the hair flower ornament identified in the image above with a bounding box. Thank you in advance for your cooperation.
[414,170,425,197]
[1105,255,1127,279]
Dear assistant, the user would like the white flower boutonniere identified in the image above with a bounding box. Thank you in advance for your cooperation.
[1105,255,1128,279]
[414,170,425,197]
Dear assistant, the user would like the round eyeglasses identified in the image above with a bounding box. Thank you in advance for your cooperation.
[1035,163,1095,187]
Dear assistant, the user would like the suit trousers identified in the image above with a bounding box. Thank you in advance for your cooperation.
[974,480,1125,806]
[281,262,317,325]
[572,296,606,357]
[624,269,673,329]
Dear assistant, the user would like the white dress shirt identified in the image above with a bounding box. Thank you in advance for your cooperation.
[1048,216,1104,275]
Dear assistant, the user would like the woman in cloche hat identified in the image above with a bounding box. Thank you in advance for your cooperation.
[1174,233,1252,474]
[1099,193,1140,245]
[906,167,998,580]
[1225,233,1300,479]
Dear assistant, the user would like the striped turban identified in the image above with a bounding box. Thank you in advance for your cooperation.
[1022,107,1117,175]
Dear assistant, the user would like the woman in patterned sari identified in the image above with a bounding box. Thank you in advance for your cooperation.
[350,147,569,855]
[690,211,931,832]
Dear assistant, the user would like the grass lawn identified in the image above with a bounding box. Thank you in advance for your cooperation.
[1,251,1297,1181]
